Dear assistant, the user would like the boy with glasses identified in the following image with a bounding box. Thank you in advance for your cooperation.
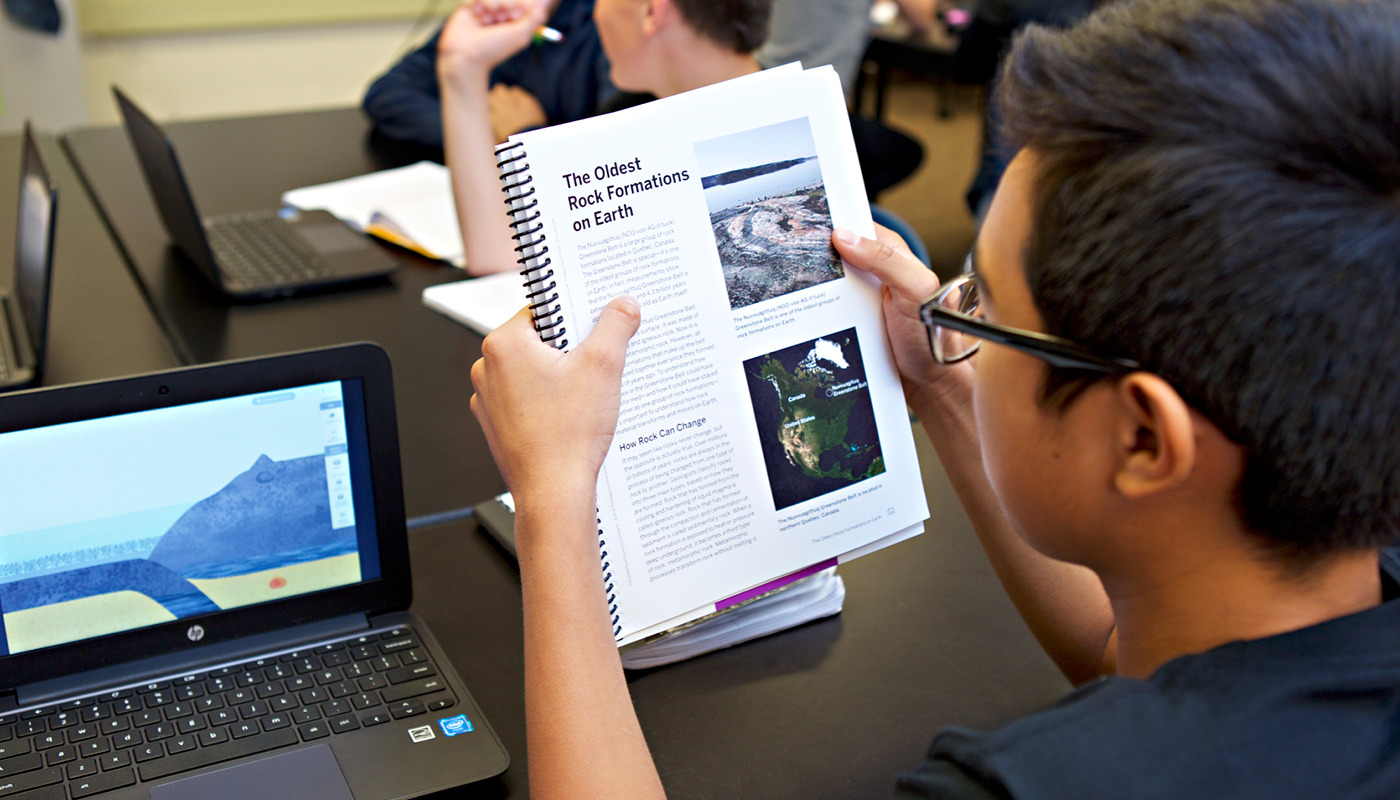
[469,0,1400,795]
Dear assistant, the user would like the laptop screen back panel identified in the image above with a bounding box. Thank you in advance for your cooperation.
[10,124,58,386]
[112,88,225,288]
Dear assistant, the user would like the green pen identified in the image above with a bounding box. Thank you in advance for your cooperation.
[533,25,564,45]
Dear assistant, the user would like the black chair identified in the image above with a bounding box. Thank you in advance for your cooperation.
[850,113,924,202]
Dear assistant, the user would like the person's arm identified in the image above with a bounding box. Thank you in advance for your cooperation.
[833,227,1117,684]
[437,0,548,276]
[487,84,548,141]
[893,0,940,32]
[363,32,447,149]
[470,298,667,800]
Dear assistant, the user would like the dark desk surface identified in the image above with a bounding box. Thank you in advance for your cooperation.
[415,426,1069,799]
[63,109,503,519]
[59,107,1070,798]
[0,133,177,385]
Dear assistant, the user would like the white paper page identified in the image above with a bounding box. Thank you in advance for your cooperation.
[421,272,527,336]
[510,66,929,642]
[282,161,465,266]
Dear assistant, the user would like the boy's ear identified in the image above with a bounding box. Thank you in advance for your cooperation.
[642,0,672,36]
[1111,373,1196,499]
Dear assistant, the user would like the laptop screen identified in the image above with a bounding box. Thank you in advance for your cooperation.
[0,378,382,657]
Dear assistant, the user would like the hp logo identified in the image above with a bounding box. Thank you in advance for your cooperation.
[187,625,205,642]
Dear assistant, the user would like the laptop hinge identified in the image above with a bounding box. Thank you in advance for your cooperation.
[15,613,370,708]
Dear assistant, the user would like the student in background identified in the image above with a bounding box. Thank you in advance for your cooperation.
[468,0,1400,796]
[757,0,871,96]
[947,0,1098,217]
[364,0,869,150]
[758,0,953,96]
[438,0,772,276]
[363,0,612,149]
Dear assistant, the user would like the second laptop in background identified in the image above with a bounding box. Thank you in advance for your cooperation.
[0,122,58,391]
[113,87,398,301]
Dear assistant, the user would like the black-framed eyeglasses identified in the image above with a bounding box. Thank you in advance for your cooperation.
[919,271,1141,373]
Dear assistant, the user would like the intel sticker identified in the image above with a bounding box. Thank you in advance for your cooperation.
[438,715,473,737]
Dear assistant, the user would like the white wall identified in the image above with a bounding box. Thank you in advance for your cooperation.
[1,7,435,134]
[0,0,88,133]
[80,19,431,125]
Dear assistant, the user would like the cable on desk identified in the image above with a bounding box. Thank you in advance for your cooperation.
[406,506,477,531]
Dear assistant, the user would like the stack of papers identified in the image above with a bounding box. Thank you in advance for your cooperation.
[620,569,845,669]
[282,161,466,267]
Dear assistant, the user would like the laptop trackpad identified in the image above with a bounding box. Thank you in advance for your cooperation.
[148,745,353,800]
[294,220,372,255]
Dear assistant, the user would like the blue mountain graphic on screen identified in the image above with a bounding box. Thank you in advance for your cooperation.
[0,454,354,621]
[148,453,351,578]
[0,559,219,618]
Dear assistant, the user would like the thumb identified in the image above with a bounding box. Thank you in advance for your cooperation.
[576,295,642,370]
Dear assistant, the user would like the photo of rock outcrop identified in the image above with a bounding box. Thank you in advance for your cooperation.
[695,117,844,311]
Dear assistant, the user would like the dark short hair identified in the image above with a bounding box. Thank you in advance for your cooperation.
[998,0,1400,566]
[673,0,772,54]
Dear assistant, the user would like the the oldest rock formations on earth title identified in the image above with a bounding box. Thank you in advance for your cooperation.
[560,158,691,232]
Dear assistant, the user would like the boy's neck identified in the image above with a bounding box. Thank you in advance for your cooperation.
[1105,544,1382,679]
[653,51,762,99]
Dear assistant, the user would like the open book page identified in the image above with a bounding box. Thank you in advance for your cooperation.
[506,66,929,645]
[282,161,465,267]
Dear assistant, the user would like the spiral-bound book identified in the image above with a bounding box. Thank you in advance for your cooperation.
[495,65,930,648]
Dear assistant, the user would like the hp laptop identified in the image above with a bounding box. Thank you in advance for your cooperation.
[112,88,397,300]
[0,343,508,799]
[0,122,57,391]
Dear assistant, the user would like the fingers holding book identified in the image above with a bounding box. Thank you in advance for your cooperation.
[833,226,966,413]
[470,296,642,505]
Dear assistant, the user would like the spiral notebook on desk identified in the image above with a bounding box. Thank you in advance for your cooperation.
[486,65,930,654]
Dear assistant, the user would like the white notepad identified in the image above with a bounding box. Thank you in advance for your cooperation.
[421,272,527,336]
[282,161,466,267]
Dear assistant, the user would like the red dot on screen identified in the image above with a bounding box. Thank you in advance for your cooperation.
[270,577,287,589]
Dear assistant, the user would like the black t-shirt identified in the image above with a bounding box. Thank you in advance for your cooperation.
[892,550,1400,798]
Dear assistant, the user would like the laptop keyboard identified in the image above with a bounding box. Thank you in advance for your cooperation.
[205,212,324,290]
[0,625,455,799]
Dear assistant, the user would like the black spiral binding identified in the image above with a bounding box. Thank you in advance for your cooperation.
[599,510,621,638]
[495,141,568,349]
[498,141,618,637]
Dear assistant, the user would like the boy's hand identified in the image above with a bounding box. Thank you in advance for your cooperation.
[833,225,973,411]
[470,296,642,507]
[488,84,548,142]
[437,0,549,82]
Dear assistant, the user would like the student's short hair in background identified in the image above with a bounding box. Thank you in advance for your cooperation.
[998,0,1400,567]
[673,0,773,54]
